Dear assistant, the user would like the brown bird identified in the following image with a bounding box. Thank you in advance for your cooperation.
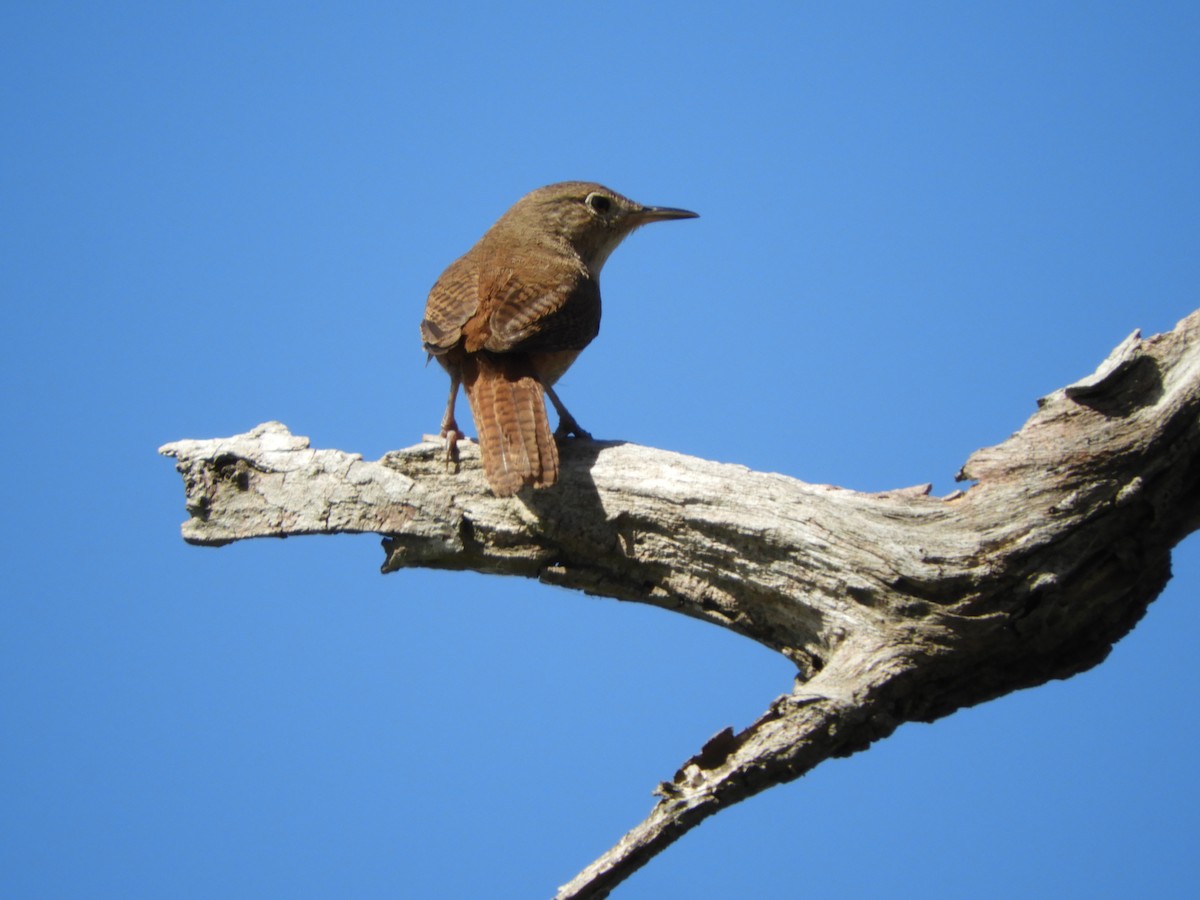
[421,181,697,496]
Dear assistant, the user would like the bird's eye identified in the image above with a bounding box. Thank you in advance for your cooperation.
[585,192,612,214]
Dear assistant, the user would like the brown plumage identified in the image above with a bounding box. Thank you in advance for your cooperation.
[421,181,697,496]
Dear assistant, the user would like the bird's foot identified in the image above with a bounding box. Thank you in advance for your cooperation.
[554,414,592,441]
[440,421,461,472]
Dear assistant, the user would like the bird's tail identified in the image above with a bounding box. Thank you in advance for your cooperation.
[461,353,558,496]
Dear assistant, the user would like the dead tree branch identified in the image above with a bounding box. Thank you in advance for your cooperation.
[161,310,1200,899]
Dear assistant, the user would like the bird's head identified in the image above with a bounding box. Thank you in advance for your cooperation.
[498,181,698,275]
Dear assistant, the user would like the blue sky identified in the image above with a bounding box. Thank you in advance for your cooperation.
[4,3,1199,897]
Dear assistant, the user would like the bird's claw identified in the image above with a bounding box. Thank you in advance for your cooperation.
[441,423,460,472]
[554,416,592,441]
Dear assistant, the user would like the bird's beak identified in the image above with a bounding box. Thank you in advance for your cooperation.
[635,205,700,223]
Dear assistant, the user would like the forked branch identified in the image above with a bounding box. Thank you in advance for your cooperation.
[161,311,1200,899]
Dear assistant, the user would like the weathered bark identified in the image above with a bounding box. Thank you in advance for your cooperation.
[160,311,1200,899]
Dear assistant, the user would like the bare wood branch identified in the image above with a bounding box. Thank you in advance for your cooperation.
[160,310,1200,899]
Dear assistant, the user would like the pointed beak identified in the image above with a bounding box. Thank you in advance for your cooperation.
[635,205,699,224]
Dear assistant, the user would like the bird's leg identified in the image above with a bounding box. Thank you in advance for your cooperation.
[440,370,462,470]
[545,385,592,440]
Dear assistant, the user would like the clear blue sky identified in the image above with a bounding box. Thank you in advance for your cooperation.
[4,3,1199,897]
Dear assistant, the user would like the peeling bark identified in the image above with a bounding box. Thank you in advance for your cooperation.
[161,311,1200,899]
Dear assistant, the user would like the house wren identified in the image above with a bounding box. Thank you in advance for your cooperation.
[421,181,697,496]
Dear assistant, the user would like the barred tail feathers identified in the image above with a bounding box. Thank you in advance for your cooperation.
[461,353,558,496]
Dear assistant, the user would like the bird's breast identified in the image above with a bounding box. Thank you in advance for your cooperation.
[530,349,583,387]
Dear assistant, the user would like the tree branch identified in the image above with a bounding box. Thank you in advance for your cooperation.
[160,310,1200,899]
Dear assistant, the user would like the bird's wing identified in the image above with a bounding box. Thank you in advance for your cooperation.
[420,254,480,355]
[477,267,600,353]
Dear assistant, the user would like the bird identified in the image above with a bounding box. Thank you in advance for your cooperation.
[420,181,697,496]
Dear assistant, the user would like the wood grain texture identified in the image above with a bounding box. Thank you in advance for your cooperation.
[162,309,1200,900]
